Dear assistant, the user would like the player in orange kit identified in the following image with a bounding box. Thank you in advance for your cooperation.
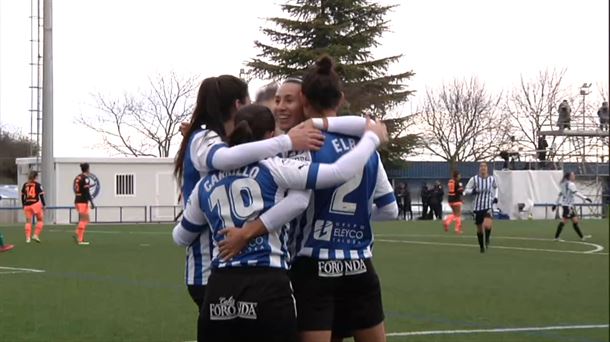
[443,170,464,234]
[73,163,95,245]
[21,170,46,243]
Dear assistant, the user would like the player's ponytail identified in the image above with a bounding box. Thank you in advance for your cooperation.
[174,75,249,183]
[302,54,342,113]
[228,104,276,147]
[560,172,570,184]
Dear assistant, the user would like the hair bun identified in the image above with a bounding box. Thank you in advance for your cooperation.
[316,55,334,75]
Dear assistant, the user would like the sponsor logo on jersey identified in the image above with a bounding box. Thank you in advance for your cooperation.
[313,220,333,241]
[209,296,258,320]
[318,259,367,277]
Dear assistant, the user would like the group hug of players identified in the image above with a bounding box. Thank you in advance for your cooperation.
[169,55,594,342]
[1,55,594,342]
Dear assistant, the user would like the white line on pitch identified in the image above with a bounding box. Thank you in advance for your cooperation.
[376,239,608,255]
[0,266,45,273]
[385,323,609,337]
[183,323,609,342]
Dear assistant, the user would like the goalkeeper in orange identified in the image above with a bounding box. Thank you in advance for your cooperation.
[21,170,46,243]
[443,170,464,234]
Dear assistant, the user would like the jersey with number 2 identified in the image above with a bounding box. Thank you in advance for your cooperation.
[293,132,395,260]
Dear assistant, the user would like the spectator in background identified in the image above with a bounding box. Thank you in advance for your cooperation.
[537,135,548,169]
[395,183,405,220]
[429,181,444,220]
[598,101,609,131]
[557,100,571,130]
[402,182,413,220]
[420,183,430,219]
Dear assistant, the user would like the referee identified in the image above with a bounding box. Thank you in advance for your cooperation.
[464,162,498,253]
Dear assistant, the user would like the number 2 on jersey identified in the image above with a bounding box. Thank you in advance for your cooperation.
[329,170,363,215]
[209,178,264,228]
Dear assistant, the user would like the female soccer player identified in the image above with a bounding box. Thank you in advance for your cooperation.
[21,170,46,243]
[286,55,397,342]
[173,75,326,340]
[173,104,388,342]
[464,162,497,253]
[553,172,592,241]
[73,163,95,245]
[443,170,464,234]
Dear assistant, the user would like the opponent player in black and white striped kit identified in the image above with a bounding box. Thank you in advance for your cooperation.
[553,172,592,241]
[464,162,498,253]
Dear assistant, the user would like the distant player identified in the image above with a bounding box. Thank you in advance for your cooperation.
[73,163,95,245]
[21,170,46,243]
[174,104,386,342]
[443,170,464,234]
[553,172,592,241]
[464,162,497,253]
[0,231,15,253]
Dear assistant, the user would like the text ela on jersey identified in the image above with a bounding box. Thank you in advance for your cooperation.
[331,137,357,154]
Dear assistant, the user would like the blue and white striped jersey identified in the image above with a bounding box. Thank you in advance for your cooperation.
[465,175,498,211]
[181,129,219,286]
[195,158,314,270]
[291,132,396,261]
[556,181,586,206]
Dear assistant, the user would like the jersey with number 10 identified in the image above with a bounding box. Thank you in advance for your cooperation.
[292,132,395,261]
[198,157,314,270]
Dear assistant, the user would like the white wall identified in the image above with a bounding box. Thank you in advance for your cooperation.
[16,157,179,224]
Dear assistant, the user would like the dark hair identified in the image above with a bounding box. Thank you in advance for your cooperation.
[302,55,342,113]
[80,163,90,173]
[228,104,276,147]
[561,172,571,183]
[255,82,279,104]
[174,75,249,181]
[28,170,38,180]
[452,170,460,179]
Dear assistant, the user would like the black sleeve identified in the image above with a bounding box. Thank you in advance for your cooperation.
[21,184,27,206]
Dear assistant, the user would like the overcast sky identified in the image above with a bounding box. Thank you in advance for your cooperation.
[0,0,608,157]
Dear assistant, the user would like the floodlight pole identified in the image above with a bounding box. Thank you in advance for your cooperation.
[41,0,54,221]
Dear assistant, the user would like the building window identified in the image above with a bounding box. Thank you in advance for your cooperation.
[115,174,135,196]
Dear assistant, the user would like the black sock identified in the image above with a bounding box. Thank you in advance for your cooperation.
[555,222,565,238]
[485,229,492,245]
[477,232,485,251]
[572,223,583,238]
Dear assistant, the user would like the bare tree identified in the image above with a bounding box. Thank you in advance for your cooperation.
[78,73,198,157]
[418,78,510,167]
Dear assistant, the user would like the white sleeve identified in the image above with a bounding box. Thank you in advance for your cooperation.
[172,184,208,246]
[258,190,311,233]
[263,131,380,190]
[192,130,292,173]
[493,176,498,198]
[569,182,587,200]
[464,177,476,196]
[313,116,366,137]
[372,202,399,221]
[372,154,397,208]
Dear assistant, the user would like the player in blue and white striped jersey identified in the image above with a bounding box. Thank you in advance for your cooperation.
[173,75,324,340]
[278,56,398,342]
[552,172,592,241]
[464,162,498,253]
[173,104,388,342]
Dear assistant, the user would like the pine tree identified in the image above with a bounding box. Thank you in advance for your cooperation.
[248,0,417,168]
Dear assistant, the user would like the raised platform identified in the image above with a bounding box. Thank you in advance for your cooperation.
[539,130,610,137]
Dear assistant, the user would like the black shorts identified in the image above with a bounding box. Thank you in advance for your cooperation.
[289,257,384,334]
[474,209,492,225]
[562,206,576,219]
[199,267,296,342]
[188,284,206,309]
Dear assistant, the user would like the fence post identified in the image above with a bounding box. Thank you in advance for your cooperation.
[120,207,123,223]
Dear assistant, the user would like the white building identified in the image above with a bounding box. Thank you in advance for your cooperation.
[15,157,179,224]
